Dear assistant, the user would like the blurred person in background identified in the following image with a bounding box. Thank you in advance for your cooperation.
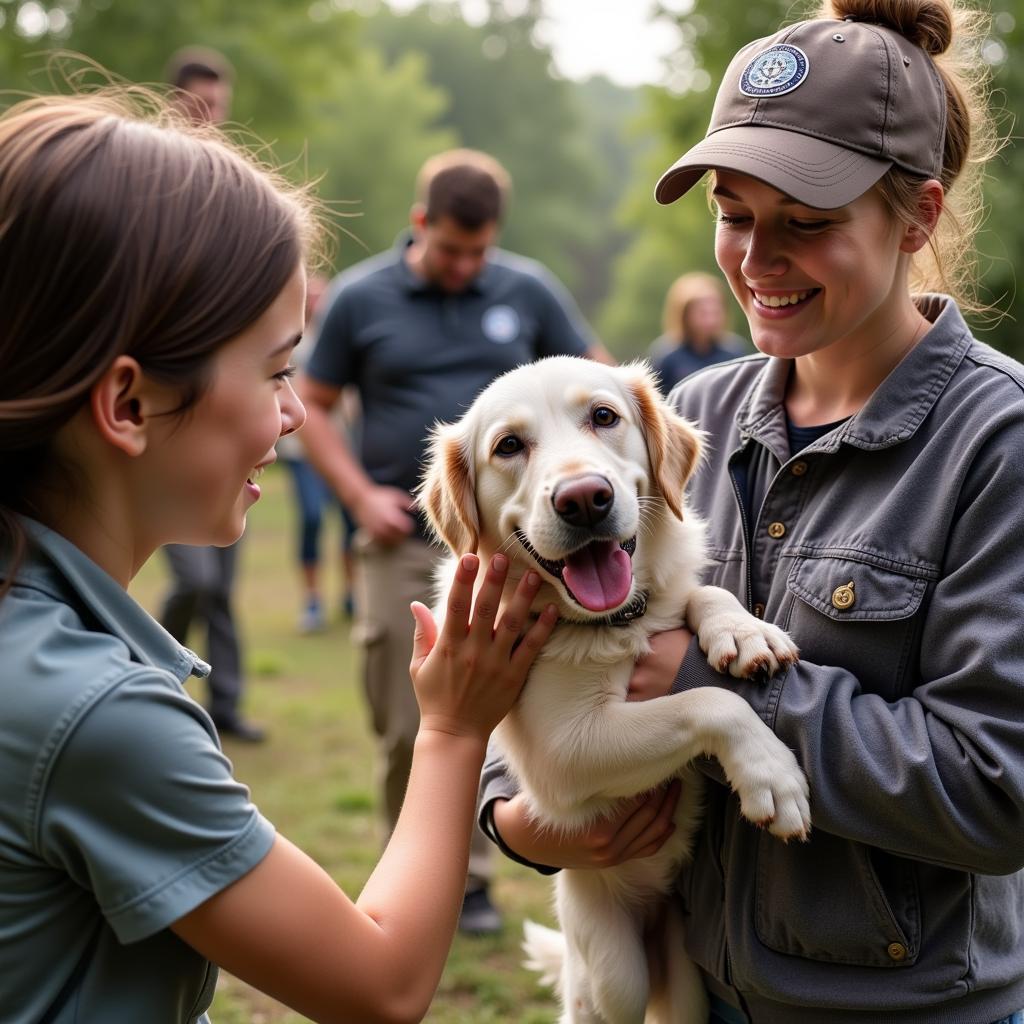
[649,270,748,395]
[298,148,612,934]
[277,271,358,632]
[165,46,233,126]
[158,46,264,742]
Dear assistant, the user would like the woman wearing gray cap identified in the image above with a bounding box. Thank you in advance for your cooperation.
[484,0,1024,1021]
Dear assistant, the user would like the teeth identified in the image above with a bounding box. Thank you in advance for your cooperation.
[754,289,812,308]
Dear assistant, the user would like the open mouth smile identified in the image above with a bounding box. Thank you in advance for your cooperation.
[515,529,636,613]
[751,288,820,310]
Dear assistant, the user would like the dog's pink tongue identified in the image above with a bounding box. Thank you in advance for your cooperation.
[563,541,632,612]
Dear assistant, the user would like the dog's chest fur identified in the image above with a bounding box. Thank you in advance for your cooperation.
[487,512,707,830]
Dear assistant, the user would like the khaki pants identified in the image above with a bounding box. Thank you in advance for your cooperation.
[351,531,494,889]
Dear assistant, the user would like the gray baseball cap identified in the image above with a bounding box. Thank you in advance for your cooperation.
[655,17,947,210]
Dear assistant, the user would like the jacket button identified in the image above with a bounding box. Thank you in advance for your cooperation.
[790,461,808,476]
[832,581,856,610]
[767,521,786,539]
[753,603,765,618]
[887,942,908,962]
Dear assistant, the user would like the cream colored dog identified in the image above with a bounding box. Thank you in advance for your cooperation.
[419,357,810,1024]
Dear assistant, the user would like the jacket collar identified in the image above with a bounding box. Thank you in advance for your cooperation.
[736,296,973,457]
[4,517,210,684]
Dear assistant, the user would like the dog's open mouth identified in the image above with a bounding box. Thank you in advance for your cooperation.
[515,530,636,612]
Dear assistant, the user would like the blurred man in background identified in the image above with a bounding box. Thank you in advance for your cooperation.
[299,148,612,932]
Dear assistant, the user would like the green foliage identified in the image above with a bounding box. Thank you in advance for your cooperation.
[0,0,456,273]
[361,1,616,295]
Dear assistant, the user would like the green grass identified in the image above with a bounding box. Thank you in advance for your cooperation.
[128,465,559,1023]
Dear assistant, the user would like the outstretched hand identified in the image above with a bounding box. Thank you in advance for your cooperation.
[410,553,558,743]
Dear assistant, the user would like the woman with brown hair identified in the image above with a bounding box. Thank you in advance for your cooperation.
[481,0,1024,1021]
[649,271,748,394]
[0,91,556,1023]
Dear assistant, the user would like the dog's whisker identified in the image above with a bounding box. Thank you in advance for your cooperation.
[498,533,519,556]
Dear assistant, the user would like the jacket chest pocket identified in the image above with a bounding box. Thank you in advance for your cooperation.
[783,554,930,699]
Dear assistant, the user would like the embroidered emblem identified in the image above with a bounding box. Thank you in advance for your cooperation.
[482,304,520,344]
[739,44,809,97]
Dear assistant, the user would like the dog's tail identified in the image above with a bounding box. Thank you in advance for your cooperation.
[522,919,566,991]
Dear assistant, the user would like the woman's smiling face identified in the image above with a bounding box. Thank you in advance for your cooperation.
[140,265,308,549]
[712,170,910,362]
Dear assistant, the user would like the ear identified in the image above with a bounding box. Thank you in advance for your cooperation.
[627,363,703,520]
[417,423,480,554]
[900,179,944,255]
[410,203,428,234]
[88,355,154,458]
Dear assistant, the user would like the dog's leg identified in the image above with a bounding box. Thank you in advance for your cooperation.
[546,690,809,840]
[685,585,799,679]
[650,904,708,1024]
[557,870,651,1024]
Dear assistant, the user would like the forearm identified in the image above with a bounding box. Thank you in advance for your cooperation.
[356,729,486,1006]
[676,637,1024,873]
[299,402,374,510]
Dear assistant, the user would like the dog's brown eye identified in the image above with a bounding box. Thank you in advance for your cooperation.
[495,435,524,457]
[592,406,619,428]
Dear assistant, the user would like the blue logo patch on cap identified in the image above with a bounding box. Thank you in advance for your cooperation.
[739,44,809,97]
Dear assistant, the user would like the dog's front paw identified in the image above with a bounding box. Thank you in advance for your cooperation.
[698,613,799,679]
[719,728,811,841]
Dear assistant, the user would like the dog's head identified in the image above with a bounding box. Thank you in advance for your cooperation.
[418,357,702,622]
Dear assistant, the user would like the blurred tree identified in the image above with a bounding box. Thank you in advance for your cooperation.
[360,0,628,301]
[0,0,455,269]
[598,0,793,356]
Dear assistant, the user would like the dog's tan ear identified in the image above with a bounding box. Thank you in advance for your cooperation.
[417,424,480,553]
[627,365,703,520]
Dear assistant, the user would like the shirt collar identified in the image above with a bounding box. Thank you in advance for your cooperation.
[392,231,488,296]
[736,296,972,454]
[4,517,210,683]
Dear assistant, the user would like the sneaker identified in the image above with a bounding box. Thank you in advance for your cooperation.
[298,597,326,634]
[210,714,267,744]
[458,886,502,936]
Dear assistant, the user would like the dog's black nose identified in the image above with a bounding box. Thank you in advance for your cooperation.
[552,475,614,528]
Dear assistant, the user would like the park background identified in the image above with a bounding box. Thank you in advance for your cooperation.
[1,1,1021,1020]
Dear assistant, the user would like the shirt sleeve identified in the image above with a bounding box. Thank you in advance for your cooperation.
[478,738,559,875]
[305,278,358,389]
[527,267,597,359]
[36,670,275,943]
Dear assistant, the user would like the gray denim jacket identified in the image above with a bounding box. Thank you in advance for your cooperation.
[480,297,1024,1022]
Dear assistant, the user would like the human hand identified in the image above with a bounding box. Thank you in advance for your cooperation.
[627,628,692,702]
[354,484,416,544]
[409,553,558,743]
[492,783,682,870]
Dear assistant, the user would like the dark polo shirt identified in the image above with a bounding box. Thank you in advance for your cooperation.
[306,239,595,500]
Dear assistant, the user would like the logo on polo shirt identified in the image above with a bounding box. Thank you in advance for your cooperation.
[739,44,809,97]
[482,304,520,344]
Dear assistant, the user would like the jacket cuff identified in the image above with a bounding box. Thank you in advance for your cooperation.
[672,636,783,725]
[478,799,560,876]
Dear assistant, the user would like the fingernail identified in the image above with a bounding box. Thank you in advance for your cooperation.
[461,554,478,571]
[526,571,540,587]
[492,553,507,571]
[542,603,558,620]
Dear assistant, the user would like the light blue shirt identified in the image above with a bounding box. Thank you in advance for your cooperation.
[0,518,276,1023]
